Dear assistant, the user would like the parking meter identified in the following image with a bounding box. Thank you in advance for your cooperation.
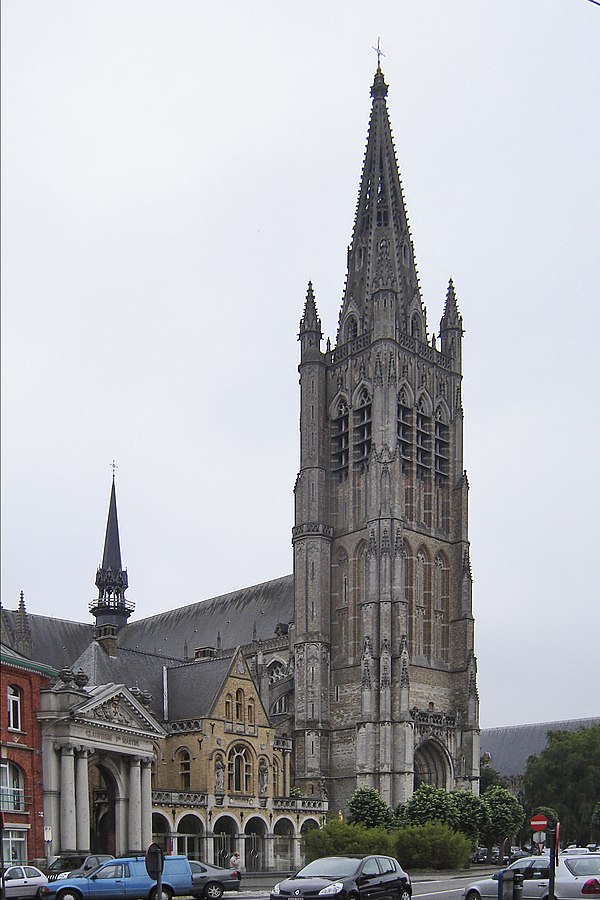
[513,872,524,900]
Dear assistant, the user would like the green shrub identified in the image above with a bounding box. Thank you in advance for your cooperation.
[395,820,472,870]
[302,819,396,862]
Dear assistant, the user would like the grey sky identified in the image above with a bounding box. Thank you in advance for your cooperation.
[2,1,599,729]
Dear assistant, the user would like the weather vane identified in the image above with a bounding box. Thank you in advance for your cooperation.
[372,37,385,67]
[110,459,118,479]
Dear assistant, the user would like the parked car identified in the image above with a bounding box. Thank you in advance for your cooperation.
[189,861,241,898]
[271,855,411,900]
[39,855,194,900]
[2,865,48,899]
[461,853,600,900]
[47,856,115,883]
[470,848,489,864]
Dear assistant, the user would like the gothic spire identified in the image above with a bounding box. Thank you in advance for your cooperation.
[440,278,462,331]
[299,281,321,335]
[299,280,323,363]
[101,475,123,573]
[337,67,424,344]
[90,474,133,631]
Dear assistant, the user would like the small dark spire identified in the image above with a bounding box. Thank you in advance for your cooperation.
[101,476,123,573]
[90,473,133,631]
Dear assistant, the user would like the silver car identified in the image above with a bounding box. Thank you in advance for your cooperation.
[461,853,600,900]
[2,865,48,899]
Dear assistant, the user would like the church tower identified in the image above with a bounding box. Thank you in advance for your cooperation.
[292,67,479,811]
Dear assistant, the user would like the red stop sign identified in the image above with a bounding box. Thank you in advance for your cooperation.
[530,814,548,830]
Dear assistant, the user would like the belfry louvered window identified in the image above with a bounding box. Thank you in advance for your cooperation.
[353,388,372,467]
[434,409,450,481]
[416,399,432,478]
[331,399,349,476]
[397,391,413,467]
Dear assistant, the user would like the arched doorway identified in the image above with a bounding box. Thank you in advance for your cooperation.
[213,816,237,868]
[152,813,171,854]
[177,814,205,860]
[244,817,266,872]
[273,818,294,870]
[92,765,118,854]
[414,739,452,789]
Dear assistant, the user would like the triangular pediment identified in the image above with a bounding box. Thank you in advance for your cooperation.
[208,648,270,726]
[72,683,165,737]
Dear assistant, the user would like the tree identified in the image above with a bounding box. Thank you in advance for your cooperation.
[347,787,396,829]
[479,764,507,793]
[481,785,525,848]
[523,726,600,845]
[401,784,454,827]
[591,801,600,840]
[448,790,491,846]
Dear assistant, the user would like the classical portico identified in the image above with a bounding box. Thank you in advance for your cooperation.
[38,678,164,858]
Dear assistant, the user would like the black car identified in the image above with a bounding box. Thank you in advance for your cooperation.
[46,856,115,883]
[271,855,411,900]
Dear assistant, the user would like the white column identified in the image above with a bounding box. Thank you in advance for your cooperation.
[75,748,91,851]
[45,741,62,858]
[60,744,77,849]
[140,758,153,850]
[128,756,142,851]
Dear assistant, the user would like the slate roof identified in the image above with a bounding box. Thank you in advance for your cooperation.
[166,656,234,721]
[1,607,94,671]
[70,641,184,720]
[120,575,294,660]
[480,717,600,777]
[1,641,58,677]
[1,574,294,675]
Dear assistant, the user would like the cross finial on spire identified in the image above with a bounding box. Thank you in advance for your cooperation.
[110,459,118,480]
[372,37,385,68]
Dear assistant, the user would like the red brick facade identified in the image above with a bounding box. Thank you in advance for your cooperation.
[1,651,56,865]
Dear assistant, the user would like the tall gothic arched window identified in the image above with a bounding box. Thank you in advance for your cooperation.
[227,745,253,794]
[354,388,372,468]
[235,689,244,722]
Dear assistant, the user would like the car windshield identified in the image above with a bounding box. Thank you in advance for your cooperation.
[48,859,84,872]
[297,858,360,878]
[564,858,600,876]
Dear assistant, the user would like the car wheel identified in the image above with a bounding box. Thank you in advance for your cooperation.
[204,883,224,900]
[56,890,83,900]
[465,893,481,900]
[150,887,173,900]
[399,890,412,900]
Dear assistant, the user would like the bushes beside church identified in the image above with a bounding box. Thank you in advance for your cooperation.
[302,786,488,869]
[302,817,471,868]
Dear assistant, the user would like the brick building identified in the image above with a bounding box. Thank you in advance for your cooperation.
[1,635,57,865]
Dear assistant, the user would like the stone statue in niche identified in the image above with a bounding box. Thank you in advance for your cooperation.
[258,759,268,796]
[214,756,225,794]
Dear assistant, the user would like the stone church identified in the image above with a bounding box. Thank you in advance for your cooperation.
[1,66,479,866]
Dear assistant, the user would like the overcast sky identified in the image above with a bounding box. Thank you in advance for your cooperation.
[2,1,599,730]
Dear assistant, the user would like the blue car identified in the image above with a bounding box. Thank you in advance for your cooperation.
[39,856,193,900]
